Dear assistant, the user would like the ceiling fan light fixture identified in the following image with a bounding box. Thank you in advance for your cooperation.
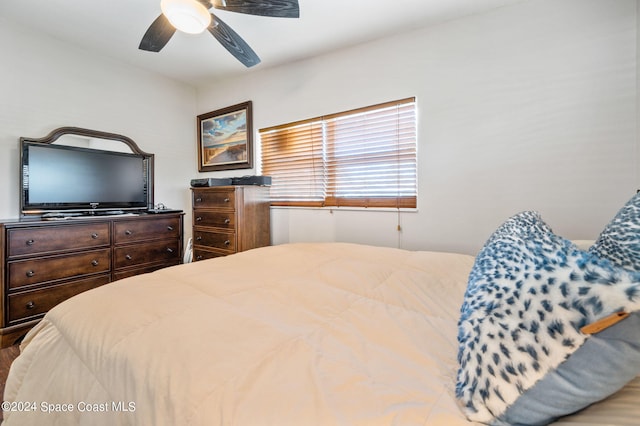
[160,0,211,34]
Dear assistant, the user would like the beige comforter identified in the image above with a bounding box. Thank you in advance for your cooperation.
[3,243,639,425]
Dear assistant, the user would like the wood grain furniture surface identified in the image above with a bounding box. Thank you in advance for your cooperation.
[191,186,270,260]
[0,213,183,347]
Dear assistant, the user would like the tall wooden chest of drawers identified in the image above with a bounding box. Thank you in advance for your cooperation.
[191,186,270,260]
[0,213,183,347]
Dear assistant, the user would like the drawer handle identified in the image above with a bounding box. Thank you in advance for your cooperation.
[125,254,132,260]
[26,239,35,246]
[125,230,133,235]
[224,240,230,246]
[224,218,231,224]
[25,301,35,310]
[195,197,203,203]
[224,198,230,203]
[166,247,174,253]
[26,270,35,278]
[196,216,202,222]
[167,226,174,231]
[91,233,99,239]
[196,255,203,261]
[91,260,99,266]
[196,236,202,241]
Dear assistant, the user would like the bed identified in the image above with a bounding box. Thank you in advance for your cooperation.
[3,242,640,425]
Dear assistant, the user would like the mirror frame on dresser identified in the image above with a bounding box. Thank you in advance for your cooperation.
[20,126,153,156]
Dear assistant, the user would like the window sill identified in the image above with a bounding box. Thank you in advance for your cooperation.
[269,205,418,213]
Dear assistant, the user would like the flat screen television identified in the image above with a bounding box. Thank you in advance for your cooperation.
[21,141,153,216]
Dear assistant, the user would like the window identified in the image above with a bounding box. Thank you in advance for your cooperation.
[260,97,417,208]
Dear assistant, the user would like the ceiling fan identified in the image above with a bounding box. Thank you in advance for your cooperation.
[139,0,300,68]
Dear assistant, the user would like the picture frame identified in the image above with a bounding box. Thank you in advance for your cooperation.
[197,101,253,172]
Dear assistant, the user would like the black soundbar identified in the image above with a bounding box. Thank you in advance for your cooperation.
[190,176,271,187]
[231,176,271,186]
[190,178,233,187]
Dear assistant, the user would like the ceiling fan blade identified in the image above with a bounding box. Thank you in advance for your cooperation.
[139,14,176,52]
[208,13,261,67]
[212,0,299,18]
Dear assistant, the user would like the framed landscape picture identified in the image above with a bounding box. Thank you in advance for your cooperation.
[197,101,253,172]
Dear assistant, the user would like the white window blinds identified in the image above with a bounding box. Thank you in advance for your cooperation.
[260,97,417,208]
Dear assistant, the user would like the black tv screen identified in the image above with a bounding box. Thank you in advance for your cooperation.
[21,142,151,214]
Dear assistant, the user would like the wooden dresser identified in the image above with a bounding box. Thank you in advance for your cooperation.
[191,186,270,260]
[0,213,183,347]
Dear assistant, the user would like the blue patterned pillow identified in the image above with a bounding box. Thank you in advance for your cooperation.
[590,192,640,271]
[482,210,554,246]
[456,211,640,425]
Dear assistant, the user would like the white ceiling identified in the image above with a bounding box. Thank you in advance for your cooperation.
[1,0,527,87]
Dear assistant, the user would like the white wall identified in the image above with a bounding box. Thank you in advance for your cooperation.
[0,18,197,234]
[196,0,637,255]
[1,0,635,257]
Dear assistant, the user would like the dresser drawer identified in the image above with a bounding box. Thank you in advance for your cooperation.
[7,223,110,258]
[193,211,236,230]
[193,247,228,261]
[113,261,180,281]
[8,249,111,289]
[114,239,181,268]
[114,217,180,244]
[7,275,110,324]
[192,189,236,209]
[193,230,236,252]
